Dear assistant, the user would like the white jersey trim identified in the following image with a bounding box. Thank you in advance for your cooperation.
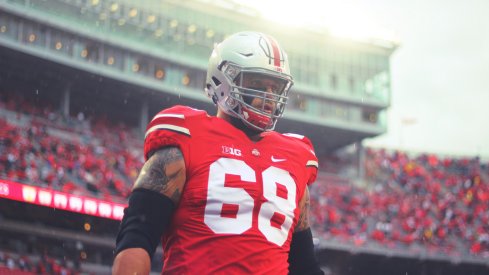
[151,113,185,122]
[306,160,319,168]
[145,124,190,138]
[283,133,304,139]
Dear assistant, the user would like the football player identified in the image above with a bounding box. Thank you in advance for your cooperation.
[113,31,323,275]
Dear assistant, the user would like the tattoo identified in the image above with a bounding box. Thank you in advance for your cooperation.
[295,187,311,232]
[170,188,182,203]
[133,147,186,204]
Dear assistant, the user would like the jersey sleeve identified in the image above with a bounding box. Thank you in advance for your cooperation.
[302,136,319,185]
[143,105,203,161]
[284,133,319,185]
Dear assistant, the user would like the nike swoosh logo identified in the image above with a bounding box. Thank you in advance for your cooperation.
[271,156,286,162]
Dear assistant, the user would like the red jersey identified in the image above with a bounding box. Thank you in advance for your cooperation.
[144,105,318,275]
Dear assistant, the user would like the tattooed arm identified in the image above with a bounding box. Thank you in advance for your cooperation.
[132,147,186,204]
[288,186,323,275]
[112,147,186,275]
[295,186,311,232]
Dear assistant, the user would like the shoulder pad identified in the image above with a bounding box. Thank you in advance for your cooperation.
[155,105,207,118]
[143,105,205,160]
[282,133,316,156]
[145,105,207,138]
[282,133,318,170]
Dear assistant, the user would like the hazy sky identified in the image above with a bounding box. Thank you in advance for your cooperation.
[238,0,489,159]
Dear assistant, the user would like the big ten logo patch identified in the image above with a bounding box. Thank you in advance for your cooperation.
[222,145,242,157]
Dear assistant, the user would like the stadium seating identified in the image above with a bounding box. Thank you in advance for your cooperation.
[0,250,84,275]
[0,91,141,203]
[311,149,489,259]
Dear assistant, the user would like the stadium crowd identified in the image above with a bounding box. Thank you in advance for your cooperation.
[1,91,488,262]
[0,91,141,202]
[0,250,84,275]
[312,149,489,259]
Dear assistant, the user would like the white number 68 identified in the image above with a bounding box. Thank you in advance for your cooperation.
[204,158,297,246]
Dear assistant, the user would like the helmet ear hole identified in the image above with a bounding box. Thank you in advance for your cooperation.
[212,77,221,86]
[211,93,218,104]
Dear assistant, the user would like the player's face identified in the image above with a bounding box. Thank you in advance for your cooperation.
[240,73,287,114]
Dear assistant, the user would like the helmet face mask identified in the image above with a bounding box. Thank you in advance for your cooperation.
[205,32,293,132]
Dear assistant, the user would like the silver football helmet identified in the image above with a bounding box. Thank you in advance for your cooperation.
[205,31,293,131]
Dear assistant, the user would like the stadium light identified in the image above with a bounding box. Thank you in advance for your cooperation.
[84,222,91,232]
[81,49,88,58]
[155,68,165,79]
[187,24,197,33]
[107,56,115,65]
[182,74,190,86]
[110,3,119,12]
[28,33,36,43]
[147,15,156,24]
[55,41,63,50]
[128,8,138,18]
[206,29,215,38]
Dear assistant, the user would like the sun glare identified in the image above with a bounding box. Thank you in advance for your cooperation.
[233,0,397,43]
[237,0,326,28]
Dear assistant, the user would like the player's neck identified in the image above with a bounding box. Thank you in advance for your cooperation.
[217,109,262,141]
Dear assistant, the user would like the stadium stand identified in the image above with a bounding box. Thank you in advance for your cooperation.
[0,90,141,203]
[311,149,489,260]
[0,250,82,275]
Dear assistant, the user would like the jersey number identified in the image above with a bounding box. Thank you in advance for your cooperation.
[204,158,296,246]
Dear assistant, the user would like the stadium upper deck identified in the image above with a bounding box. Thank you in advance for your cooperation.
[0,0,397,154]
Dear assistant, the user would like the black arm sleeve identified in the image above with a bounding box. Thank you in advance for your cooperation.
[288,228,324,275]
[114,188,175,259]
